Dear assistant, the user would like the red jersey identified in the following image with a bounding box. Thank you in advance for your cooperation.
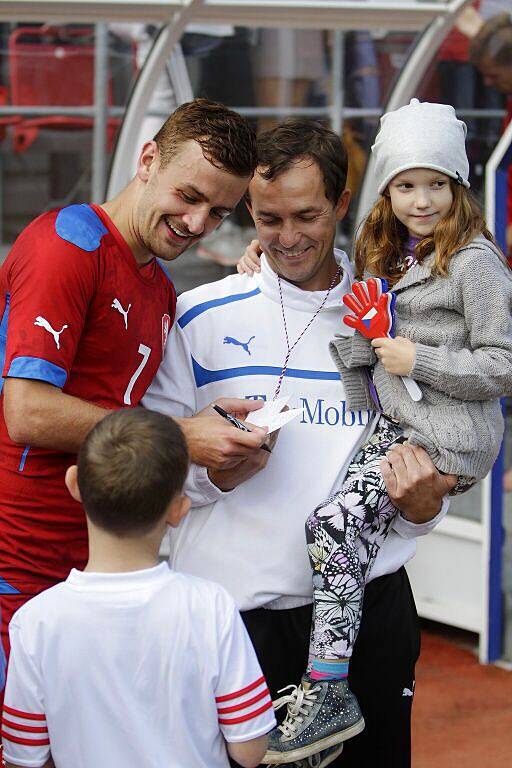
[0,204,176,593]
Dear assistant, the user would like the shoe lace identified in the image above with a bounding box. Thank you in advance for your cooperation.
[273,682,321,738]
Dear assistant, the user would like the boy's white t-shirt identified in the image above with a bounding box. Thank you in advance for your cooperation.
[1,563,275,768]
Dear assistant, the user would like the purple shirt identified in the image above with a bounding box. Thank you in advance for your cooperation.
[402,235,421,270]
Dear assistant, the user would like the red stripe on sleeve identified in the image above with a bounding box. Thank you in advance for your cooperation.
[217,686,270,715]
[3,705,46,721]
[215,675,266,703]
[1,729,50,746]
[218,698,273,726]
[2,717,48,734]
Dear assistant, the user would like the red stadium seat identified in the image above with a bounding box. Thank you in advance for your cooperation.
[0,84,22,142]
[6,25,121,153]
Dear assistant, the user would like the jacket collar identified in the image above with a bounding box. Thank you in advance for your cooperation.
[257,248,354,314]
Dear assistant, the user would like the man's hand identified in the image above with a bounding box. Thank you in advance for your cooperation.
[381,442,457,523]
[371,336,416,376]
[176,398,269,469]
[208,428,280,490]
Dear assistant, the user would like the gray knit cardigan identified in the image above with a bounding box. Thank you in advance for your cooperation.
[330,236,512,479]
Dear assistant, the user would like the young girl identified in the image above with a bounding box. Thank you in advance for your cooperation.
[239,99,512,764]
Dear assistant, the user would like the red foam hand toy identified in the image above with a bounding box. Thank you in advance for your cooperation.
[343,278,395,339]
[342,278,423,402]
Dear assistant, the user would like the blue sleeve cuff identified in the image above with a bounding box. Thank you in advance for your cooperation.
[7,356,67,388]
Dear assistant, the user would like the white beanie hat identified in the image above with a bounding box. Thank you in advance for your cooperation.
[372,99,470,194]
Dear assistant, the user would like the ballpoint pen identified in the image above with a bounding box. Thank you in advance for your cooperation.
[213,405,272,453]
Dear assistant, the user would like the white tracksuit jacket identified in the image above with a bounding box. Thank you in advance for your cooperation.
[143,251,447,611]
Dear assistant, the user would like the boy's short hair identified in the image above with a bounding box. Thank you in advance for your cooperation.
[154,98,257,178]
[77,409,189,537]
[253,119,348,206]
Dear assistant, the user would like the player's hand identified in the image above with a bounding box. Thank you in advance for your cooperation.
[371,336,416,376]
[237,239,262,276]
[381,442,457,522]
[208,428,279,491]
[343,279,394,339]
[177,398,268,470]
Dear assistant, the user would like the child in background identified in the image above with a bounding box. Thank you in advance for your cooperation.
[237,100,512,764]
[1,409,275,768]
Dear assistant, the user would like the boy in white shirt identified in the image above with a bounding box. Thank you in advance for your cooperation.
[1,409,275,768]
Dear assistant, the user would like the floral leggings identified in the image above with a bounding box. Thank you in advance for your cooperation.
[305,417,404,661]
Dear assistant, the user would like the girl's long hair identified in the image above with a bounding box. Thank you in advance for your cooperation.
[354,182,497,283]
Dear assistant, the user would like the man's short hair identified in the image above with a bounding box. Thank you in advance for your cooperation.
[470,13,512,67]
[153,98,257,177]
[254,119,348,205]
[77,409,189,537]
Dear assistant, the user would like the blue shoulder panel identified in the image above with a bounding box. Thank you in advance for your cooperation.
[55,204,108,252]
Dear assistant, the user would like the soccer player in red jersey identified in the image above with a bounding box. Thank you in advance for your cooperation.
[0,100,269,699]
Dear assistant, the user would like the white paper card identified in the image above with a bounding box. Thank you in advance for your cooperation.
[263,408,302,432]
[246,396,300,433]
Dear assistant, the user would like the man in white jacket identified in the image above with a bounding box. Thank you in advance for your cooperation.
[143,120,454,768]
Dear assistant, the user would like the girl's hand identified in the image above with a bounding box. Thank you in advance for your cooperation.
[371,336,416,376]
[237,239,262,276]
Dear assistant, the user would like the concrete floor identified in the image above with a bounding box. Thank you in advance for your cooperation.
[413,623,512,767]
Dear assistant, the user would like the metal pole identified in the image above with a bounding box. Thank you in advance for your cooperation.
[92,22,109,203]
[166,44,194,105]
[0,105,502,120]
[331,30,344,135]
[0,1,458,30]
[107,0,204,199]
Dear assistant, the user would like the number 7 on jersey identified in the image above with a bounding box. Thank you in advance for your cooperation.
[124,343,151,405]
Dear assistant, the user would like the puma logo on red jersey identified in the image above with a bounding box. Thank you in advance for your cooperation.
[111,298,131,330]
[34,316,68,350]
